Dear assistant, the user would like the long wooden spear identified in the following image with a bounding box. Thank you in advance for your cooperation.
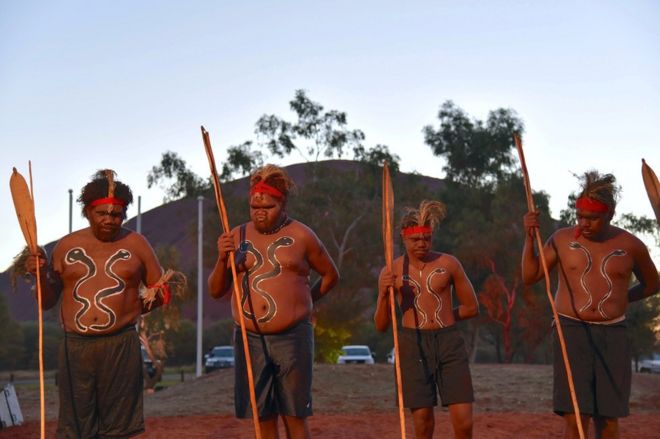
[513,134,585,439]
[382,163,406,439]
[201,127,262,439]
[9,163,45,439]
[641,159,660,225]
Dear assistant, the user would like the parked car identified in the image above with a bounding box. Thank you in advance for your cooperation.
[337,345,375,364]
[141,346,157,378]
[205,345,235,373]
[386,348,395,364]
[638,353,660,373]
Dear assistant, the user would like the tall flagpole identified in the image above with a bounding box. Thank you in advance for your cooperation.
[68,189,73,233]
[137,195,142,234]
[196,195,204,378]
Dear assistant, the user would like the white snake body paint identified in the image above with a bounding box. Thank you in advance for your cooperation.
[568,241,627,319]
[64,247,131,332]
[597,249,627,319]
[240,236,294,324]
[402,265,449,328]
[402,274,428,327]
[568,242,594,313]
[65,248,96,332]
[426,268,448,328]
[89,249,132,331]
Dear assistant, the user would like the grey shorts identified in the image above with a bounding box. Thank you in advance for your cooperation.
[553,316,631,418]
[234,320,314,419]
[57,326,144,438]
[398,325,474,408]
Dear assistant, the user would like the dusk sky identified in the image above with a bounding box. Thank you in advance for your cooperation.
[2,0,659,271]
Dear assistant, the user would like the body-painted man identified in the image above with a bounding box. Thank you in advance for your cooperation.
[375,200,479,439]
[522,171,659,439]
[25,169,167,438]
[208,164,339,439]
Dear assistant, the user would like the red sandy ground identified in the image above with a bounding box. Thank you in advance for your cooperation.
[3,364,659,438]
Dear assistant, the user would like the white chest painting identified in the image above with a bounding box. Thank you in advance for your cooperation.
[403,267,448,328]
[65,247,132,332]
[568,241,627,319]
[240,236,294,323]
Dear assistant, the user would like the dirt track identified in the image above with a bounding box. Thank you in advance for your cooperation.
[3,364,660,438]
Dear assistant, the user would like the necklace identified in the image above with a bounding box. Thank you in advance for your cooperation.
[258,215,291,235]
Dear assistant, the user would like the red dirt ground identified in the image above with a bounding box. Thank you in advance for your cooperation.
[3,364,659,438]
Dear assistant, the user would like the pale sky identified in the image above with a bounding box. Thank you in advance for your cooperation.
[1,0,659,271]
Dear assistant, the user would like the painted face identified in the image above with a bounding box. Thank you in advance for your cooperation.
[575,208,610,240]
[86,204,124,241]
[249,193,285,233]
[401,232,432,260]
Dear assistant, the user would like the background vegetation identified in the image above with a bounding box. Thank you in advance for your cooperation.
[2,90,657,370]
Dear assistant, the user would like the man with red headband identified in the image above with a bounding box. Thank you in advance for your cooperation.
[208,164,339,438]
[25,169,168,438]
[522,171,659,439]
[375,200,479,439]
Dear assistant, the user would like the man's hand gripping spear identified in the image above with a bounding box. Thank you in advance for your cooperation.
[382,163,407,439]
[513,134,585,439]
[201,126,262,439]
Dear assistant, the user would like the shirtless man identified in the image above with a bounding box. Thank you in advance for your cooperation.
[25,169,167,438]
[208,164,339,439]
[522,171,659,439]
[375,200,479,439]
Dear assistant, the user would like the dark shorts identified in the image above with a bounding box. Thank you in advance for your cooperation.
[553,316,631,418]
[398,326,474,409]
[234,320,314,419]
[57,326,144,439]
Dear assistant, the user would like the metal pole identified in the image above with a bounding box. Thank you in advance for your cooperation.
[137,195,142,234]
[68,189,73,233]
[196,196,204,377]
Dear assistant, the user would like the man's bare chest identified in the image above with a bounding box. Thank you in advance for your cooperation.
[240,235,308,275]
[60,246,143,288]
[560,240,633,282]
[399,265,452,296]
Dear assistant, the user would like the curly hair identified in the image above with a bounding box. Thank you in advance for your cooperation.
[249,164,296,199]
[399,200,447,231]
[78,169,133,218]
[576,170,619,213]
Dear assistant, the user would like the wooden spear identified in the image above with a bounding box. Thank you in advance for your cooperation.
[201,127,262,439]
[9,163,45,439]
[641,159,660,225]
[382,163,407,438]
[513,134,585,439]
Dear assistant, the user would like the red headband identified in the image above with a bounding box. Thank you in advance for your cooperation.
[250,181,284,198]
[402,226,433,236]
[575,197,609,213]
[89,197,127,208]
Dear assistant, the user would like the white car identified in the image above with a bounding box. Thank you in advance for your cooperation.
[337,345,375,364]
[386,348,395,364]
[638,354,660,373]
[205,345,235,373]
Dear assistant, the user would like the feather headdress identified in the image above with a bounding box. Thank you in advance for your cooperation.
[400,200,447,230]
[576,170,619,212]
